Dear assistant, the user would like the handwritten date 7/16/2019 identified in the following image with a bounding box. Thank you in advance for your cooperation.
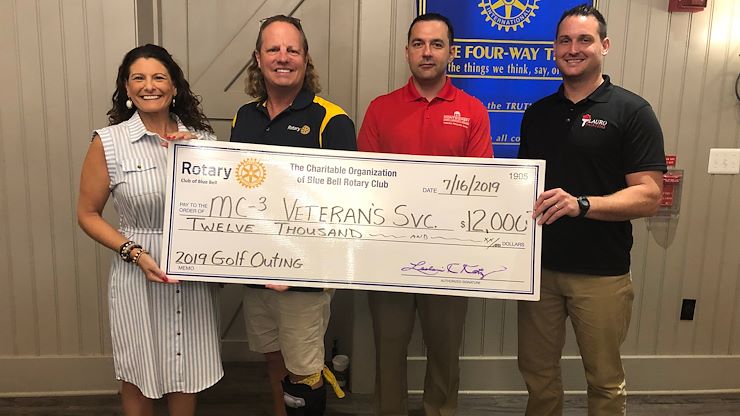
[441,174,500,196]
[401,260,507,280]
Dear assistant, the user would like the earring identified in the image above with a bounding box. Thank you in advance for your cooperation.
[125,99,133,109]
[171,98,176,107]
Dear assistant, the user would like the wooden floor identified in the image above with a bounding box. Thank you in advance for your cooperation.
[2,362,739,415]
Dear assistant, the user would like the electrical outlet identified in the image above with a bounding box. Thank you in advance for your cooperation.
[708,148,740,174]
[680,299,696,320]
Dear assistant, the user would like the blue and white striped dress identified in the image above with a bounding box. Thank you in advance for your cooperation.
[95,111,223,399]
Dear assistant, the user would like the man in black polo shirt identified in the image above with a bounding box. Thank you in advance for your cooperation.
[517,5,666,416]
[230,15,355,416]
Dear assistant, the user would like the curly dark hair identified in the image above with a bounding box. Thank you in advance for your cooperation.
[245,15,321,99]
[107,44,213,133]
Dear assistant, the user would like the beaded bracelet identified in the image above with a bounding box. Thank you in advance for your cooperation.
[123,244,142,263]
[131,248,149,265]
[118,241,134,259]
[118,241,142,263]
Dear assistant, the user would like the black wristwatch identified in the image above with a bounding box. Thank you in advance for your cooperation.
[577,196,590,218]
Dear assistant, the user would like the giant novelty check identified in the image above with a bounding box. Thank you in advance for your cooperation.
[162,141,545,300]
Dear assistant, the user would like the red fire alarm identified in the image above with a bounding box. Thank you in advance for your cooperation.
[669,0,707,12]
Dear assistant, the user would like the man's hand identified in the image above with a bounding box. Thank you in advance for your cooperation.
[532,188,578,225]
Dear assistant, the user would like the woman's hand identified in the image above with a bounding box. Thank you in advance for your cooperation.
[160,131,198,147]
[134,249,178,283]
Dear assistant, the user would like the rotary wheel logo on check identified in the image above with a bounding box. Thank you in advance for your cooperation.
[478,0,539,32]
[236,159,266,189]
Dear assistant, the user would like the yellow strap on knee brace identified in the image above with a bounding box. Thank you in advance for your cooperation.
[293,366,345,399]
[294,372,322,387]
[322,366,346,398]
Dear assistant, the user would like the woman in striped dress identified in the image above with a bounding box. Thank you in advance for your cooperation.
[77,44,222,415]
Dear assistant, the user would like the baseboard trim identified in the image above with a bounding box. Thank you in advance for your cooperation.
[412,389,740,395]
[4,354,739,396]
[0,356,119,397]
[405,355,740,393]
[2,389,119,398]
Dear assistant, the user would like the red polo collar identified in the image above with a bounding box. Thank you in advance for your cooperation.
[402,77,457,102]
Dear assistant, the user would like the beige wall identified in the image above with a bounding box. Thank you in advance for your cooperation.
[0,0,738,395]
[0,0,140,394]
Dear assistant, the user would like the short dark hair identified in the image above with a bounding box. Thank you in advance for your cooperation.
[556,4,607,40]
[407,12,454,46]
[108,44,212,132]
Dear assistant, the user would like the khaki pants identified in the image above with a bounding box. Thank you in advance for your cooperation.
[368,291,467,416]
[518,269,634,416]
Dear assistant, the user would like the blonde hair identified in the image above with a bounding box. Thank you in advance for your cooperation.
[245,15,321,99]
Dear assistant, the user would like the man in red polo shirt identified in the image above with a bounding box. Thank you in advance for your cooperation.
[358,12,492,416]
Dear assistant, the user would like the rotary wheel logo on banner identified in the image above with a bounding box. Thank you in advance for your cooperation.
[478,0,540,32]
[236,159,267,189]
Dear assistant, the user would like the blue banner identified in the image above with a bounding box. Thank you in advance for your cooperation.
[417,0,594,157]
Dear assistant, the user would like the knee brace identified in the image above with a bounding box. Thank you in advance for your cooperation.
[282,375,326,416]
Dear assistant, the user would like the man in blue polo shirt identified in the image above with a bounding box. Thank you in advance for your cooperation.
[231,14,355,416]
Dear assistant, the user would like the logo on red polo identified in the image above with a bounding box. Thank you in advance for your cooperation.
[443,111,471,128]
[581,114,608,129]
